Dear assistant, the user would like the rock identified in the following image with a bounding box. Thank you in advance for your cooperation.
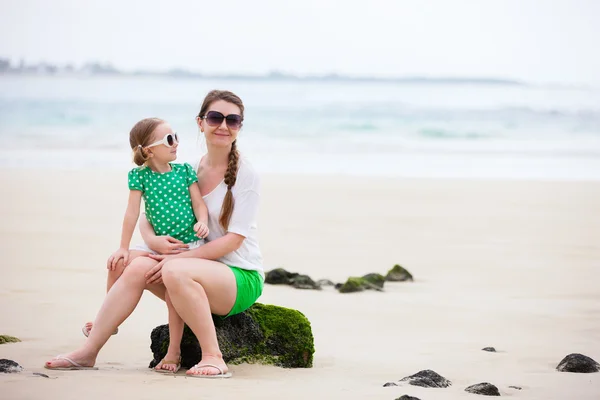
[0,359,23,373]
[316,279,334,287]
[385,264,414,282]
[265,268,299,285]
[556,353,600,373]
[149,303,314,370]
[465,382,501,396]
[291,275,321,290]
[334,283,343,290]
[383,382,398,387]
[361,273,386,289]
[32,372,50,378]
[508,386,522,390]
[338,277,384,293]
[396,396,421,400]
[0,335,21,344]
[265,268,321,290]
[399,369,452,388]
[482,347,496,352]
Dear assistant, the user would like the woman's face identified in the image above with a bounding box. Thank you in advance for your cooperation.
[197,100,243,148]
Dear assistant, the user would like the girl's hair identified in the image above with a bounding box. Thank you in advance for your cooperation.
[198,90,244,231]
[129,118,164,166]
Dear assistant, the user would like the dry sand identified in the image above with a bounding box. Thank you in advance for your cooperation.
[1,169,599,399]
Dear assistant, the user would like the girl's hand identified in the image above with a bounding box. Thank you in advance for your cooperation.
[147,235,189,255]
[145,254,170,285]
[194,221,209,239]
[107,248,130,270]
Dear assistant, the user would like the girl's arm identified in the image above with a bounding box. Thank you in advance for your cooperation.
[189,183,208,225]
[119,190,142,249]
[107,190,142,269]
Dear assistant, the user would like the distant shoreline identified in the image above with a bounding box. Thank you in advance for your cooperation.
[0,71,525,86]
[0,58,525,86]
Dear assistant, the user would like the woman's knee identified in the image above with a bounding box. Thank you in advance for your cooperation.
[162,259,188,287]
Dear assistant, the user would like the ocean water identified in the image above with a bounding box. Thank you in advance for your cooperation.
[1,75,599,180]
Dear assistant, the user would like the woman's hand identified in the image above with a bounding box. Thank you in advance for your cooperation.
[147,235,189,255]
[145,254,172,285]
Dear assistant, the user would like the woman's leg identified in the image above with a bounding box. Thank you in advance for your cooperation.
[45,256,163,368]
[154,291,185,372]
[161,259,237,376]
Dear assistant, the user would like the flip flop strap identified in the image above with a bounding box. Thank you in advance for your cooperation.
[57,355,83,368]
[193,363,223,374]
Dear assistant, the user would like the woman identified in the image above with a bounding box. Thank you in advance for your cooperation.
[45,90,265,378]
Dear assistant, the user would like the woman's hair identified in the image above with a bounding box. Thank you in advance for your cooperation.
[129,118,164,166]
[198,90,244,231]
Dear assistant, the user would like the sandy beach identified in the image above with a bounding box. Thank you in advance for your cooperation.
[1,169,599,400]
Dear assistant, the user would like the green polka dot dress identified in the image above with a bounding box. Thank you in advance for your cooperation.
[128,163,199,244]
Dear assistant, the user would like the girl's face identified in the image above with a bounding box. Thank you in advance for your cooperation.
[197,100,243,148]
[146,122,178,163]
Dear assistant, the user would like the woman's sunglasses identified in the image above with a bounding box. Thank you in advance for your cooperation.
[201,111,243,129]
[146,132,179,148]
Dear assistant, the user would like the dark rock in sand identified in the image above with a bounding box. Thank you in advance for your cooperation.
[465,382,501,396]
[149,303,314,370]
[508,386,522,390]
[396,396,421,400]
[361,273,386,289]
[556,353,600,373]
[265,268,299,285]
[385,264,414,282]
[337,276,384,293]
[334,283,343,290]
[265,268,321,290]
[0,335,21,344]
[0,359,23,373]
[32,372,50,378]
[291,275,321,290]
[399,369,452,388]
[383,381,398,387]
[482,347,496,352]
[316,279,334,287]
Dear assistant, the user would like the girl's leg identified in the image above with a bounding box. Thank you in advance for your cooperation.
[154,291,185,372]
[45,256,162,369]
[83,251,150,335]
[161,259,237,376]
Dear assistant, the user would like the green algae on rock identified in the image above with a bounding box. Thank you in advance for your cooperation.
[385,264,414,282]
[149,303,314,369]
[338,276,384,293]
[0,335,21,344]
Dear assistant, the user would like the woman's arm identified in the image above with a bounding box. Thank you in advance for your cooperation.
[139,212,189,254]
[173,232,244,260]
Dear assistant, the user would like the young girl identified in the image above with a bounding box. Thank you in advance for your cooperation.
[83,117,207,373]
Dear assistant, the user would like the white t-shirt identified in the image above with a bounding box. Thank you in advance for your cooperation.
[193,156,264,277]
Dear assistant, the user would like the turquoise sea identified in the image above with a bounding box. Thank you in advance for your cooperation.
[1,75,599,180]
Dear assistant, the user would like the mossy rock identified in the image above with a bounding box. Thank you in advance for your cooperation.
[149,303,314,369]
[385,264,414,282]
[338,277,384,293]
[362,273,386,288]
[0,335,21,344]
[265,268,321,290]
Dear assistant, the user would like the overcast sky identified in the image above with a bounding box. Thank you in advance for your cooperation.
[1,0,599,84]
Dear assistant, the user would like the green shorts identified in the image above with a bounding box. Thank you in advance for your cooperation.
[226,266,264,317]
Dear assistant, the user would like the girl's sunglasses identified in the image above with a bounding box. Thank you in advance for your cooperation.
[201,111,243,129]
[146,132,179,148]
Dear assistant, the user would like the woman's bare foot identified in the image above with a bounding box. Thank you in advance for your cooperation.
[186,354,228,376]
[45,349,96,369]
[155,350,181,372]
